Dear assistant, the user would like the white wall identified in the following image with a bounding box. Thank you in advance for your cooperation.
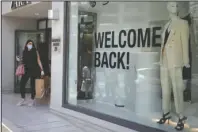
[2,17,37,92]
[50,2,65,109]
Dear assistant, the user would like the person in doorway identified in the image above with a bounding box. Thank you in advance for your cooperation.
[38,40,50,77]
[38,40,51,98]
[17,40,44,106]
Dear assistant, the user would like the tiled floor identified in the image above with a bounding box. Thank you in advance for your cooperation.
[2,93,125,132]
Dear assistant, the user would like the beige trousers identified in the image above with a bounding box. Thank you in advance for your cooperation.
[160,52,184,115]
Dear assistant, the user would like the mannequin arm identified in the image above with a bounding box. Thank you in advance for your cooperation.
[181,21,190,65]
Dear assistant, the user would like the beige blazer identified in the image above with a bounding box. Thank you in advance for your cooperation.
[160,19,190,68]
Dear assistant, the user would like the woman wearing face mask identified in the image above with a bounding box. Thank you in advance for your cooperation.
[17,40,44,106]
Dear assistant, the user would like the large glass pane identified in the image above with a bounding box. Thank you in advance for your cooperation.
[67,2,198,131]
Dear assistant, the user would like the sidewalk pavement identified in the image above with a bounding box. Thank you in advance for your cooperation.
[2,93,126,132]
[1,125,10,132]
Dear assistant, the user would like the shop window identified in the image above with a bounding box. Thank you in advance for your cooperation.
[67,2,198,131]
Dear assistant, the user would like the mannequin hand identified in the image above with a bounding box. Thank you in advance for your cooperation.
[41,71,45,76]
[184,64,190,68]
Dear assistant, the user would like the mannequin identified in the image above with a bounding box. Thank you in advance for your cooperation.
[40,34,44,43]
[157,2,189,131]
[80,66,92,98]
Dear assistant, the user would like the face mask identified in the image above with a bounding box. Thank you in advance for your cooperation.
[27,45,32,50]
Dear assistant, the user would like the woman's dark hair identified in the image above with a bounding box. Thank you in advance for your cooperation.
[24,39,36,51]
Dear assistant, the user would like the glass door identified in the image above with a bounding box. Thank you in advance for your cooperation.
[14,30,46,93]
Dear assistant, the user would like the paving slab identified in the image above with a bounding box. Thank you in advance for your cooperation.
[2,93,123,132]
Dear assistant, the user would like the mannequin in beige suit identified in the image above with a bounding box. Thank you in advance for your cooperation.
[157,2,189,131]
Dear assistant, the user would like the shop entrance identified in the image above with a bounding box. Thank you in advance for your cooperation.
[2,2,52,99]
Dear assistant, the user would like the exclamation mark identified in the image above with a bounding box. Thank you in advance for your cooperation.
[126,52,130,70]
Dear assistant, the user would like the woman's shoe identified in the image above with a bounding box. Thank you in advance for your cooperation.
[16,98,26,106]
[157,112,171,124]
[27,99,35,107]
[175,116,187,131]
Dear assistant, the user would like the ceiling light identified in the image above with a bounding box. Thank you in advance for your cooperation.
[80,2,87,5]
[35,13,39,16]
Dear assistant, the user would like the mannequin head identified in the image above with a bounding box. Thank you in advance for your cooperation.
[40,33,44,43]
[167,2,178,15]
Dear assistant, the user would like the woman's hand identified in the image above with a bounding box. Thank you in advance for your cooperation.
[36,51,44,74]
[16,56,21,62]
[41,70,45,76]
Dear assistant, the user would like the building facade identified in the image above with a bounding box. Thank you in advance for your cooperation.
[1,1,198,132]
